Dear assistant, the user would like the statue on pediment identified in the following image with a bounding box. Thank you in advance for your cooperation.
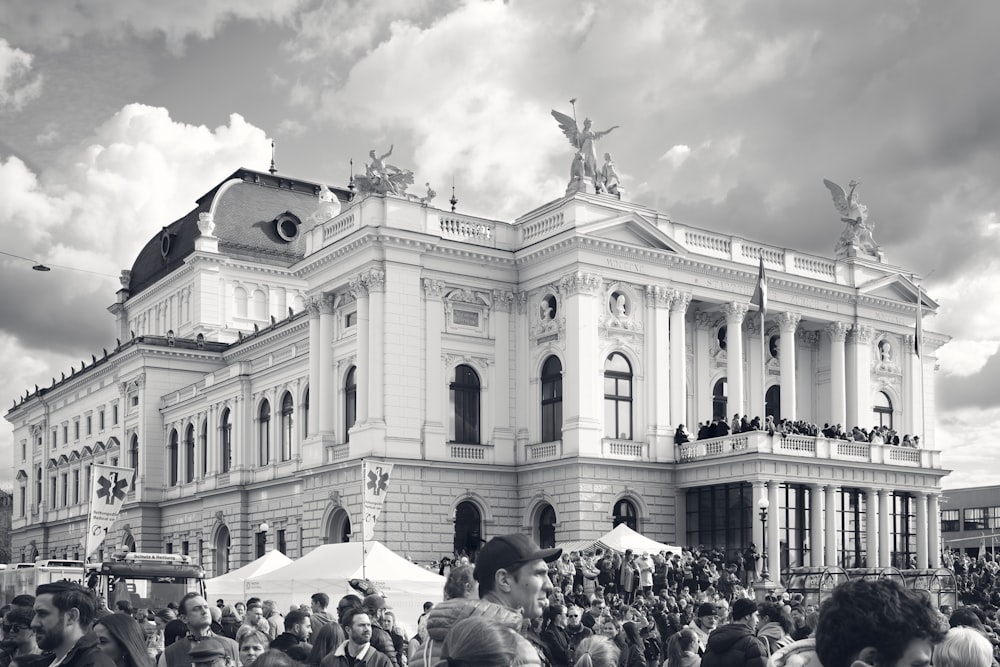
[552,102,619,194]
[823,178,882,259]
[354,144,414,196]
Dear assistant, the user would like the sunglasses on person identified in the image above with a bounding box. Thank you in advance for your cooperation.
[2,624,27,633]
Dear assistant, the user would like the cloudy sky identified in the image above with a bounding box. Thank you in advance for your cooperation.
[2,0,998,491]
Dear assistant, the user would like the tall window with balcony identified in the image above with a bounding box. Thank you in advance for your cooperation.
[302,387,310,439]
[280,392,294,462]
[873,391,893,429]
[604,353,633,440]
[220,408,232,473]
[258,400,271,466]
[35,467,42,508]
[129,435,139,490]
[540,356,563,443]
[168,429,179,486]
[200,421,208,475]
[184,424,195,483]
[345,368,357,442]
[450,365,480,444]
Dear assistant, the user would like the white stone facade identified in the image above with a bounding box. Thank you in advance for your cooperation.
[6,168,949,578]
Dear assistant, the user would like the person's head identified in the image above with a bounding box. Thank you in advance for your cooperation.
[179,594,213,631]
[361,595,386,623]
[3,606,36,650]
[473,534,560,620]
[382,611,396,633]
[574,636,620,667]
[238,631,269,667]
[423,601,434,614]
[934,627,993,667]
[545,604,567,630]
[590,598,606,615]
[283,609,311,641]
[758,601,790,632]
[114,600,133,615]
[443,563,478,601]
[310,593,329,614]
[566,605,584,630]
[730,598,759,631]
[440,616,522,667]
[336,595,362,624]
[33,581,97,651]
[93,614,149,667]
[622,621,643,648]
[235,602,246,615]
[209,606,222,624]
[244,602,263,624]
[262,601,277,617]
[600,618,620,640]
[949,607,988,632]
[815,579,946,667]
[342,609,372,646]
[695,602,719,631]
[667,629,698,664]
[243,650,291,667]
[188,637,234,667]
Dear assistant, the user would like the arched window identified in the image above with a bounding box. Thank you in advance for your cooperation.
[220,408,232,473]
[168,429,179,486]
[302,387,310,439]
[712,378,728,422]
[873,391,893,429]
[184,424,195,483]
[603,353,633,440]
[765,385,780,421]
[251,289,267,320]
[451,365,480,444]
[453,501,483,561]
[538,504,557,549]
[258,400,271,466]
[541,356,563,443]
[129,434,139,490]
[280,392,294,462]
[233,287,248,318]
[613,498,638,531]
[345,368,357,442]
[198,420,207,475]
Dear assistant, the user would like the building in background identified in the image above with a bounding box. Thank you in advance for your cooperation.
[5,163,949,578]
[940,486,1000,557]
[0,490,11,563]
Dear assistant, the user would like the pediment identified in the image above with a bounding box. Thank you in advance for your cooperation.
[576,212,685,254]
[858,274,938,309]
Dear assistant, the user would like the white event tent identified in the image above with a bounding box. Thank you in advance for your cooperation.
[559,524,681,556]
[204,550,294,603]
[244,541,445,631]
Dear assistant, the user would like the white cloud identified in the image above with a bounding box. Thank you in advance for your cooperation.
[277,119,307,137]
[938,406,1000,489]
[936,340,1000,378]
[0,38,43,111]
[660,145,691,168]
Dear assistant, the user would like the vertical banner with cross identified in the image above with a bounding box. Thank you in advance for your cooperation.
[362,459,394,542]
[86,464,136,559]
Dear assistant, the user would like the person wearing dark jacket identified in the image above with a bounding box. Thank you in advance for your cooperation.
[31,581,117,667]
[540,605,572,666]
[700,599,767,667]
[361,595,399,667]
[270,610,313,662]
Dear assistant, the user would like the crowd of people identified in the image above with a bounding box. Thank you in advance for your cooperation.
[944,549,1000,608]
[0,535,996,667]
[674,414,921,449]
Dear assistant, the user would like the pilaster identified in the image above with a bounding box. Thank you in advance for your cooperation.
[825,322,850,428]
[723,302,749,420]
[777,312,801,420]
[560,272,604,457]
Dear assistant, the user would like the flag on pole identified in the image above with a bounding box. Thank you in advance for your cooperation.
[362,459,394,541]
[85,464,135,558]
[914,284,923,358]
[750,257,767,315]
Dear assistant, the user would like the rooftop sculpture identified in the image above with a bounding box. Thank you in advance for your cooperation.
[823,178,882,260]
[354,144,414,197]
[552,100,620,196]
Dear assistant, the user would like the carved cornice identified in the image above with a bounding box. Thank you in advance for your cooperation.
[645,284,672,308]
[777,311,802,332]
[722,302,750,324]
[825,321,851,342]
[559,271,603,296]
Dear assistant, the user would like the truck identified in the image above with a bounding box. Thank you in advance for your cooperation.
[0,560,87,605]
[86,552,206,611]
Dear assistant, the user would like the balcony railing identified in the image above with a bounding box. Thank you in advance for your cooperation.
[602,439,649,460]
[678,431,941,469]
[525,441,562,461]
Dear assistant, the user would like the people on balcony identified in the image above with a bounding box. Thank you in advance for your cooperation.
[684,416,921,449]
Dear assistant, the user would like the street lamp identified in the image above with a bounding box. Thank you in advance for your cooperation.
[258,521,269,556]
[757,497,770,581]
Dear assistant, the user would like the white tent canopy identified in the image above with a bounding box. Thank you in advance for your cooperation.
[244,541,445,632]
[204,550,293,603]
[558,524,680,556]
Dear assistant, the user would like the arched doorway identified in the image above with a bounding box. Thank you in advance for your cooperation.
[325,508,352,544]
[538,504,557,549]
[123,533,136,553]
[214,526,231,575]
[453,501,483,561]
[765,385,780,421]
[712,379,728,422]
[613,498,638,531]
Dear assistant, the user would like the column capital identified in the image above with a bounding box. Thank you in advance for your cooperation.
[645,284,673,308]
[362,268,385,293]
[851,323,876,344]
[722,301,750,324]
[492,289,515,312]
[423,278,446,299]
[349,275,368,299]
[694,311,717,330]
[670,291,692,313]
[560,271,603,296]
[311,295,334,316]
[777,311,802,332]
[825,321,851,342]
[516,291,529,314]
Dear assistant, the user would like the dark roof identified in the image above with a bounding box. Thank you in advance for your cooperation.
[126,169,351,297]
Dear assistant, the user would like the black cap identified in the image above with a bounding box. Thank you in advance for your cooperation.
[731,598,758,620]
[474,534,561,585]
[188,638,228,663]
[696,602,718,617]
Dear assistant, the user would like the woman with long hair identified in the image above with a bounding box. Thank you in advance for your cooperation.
[599,619,643,667]
[574,636,620,667]
[665,628,700,667]
[540,604,572,667]
[621,622,647,667]
[93,614,156,667]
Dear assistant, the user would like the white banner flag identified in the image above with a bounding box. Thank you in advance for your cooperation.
[86,464,135,558]
[362,460,394,542]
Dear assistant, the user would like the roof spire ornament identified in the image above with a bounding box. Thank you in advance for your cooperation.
[348,158,356,200]
[450,176,458,212]
[269,140,277,175]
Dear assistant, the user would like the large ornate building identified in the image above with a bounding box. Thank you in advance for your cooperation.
[5,163,949,579]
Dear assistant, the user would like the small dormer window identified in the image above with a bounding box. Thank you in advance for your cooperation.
[160,229,174,258]
[274,212,301,242]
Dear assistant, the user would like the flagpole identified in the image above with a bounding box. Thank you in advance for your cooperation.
[916,282,926,443]
[360,458,367,582]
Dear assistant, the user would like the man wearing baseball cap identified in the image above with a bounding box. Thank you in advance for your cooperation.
[687,602,719,656]
[701,598,767,667]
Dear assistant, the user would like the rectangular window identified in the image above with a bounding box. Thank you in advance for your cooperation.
[19,486,26,517]
[964,508,987,531]
[52,429,57,446]
[20,441,26,461]
[988,507,1000,530]
[99,411,105,430]
[345,311,357,328]
[61,473,68,507]
[940,509,960,532]
[113,405,119,424]
[86,416,92,436]
[63,426,68,444]
[50,477,56,508]
[182,541,189,556]
[74,421,80,440]
[166,542,173,554]
[277,529,286,555]
[72,470,80,504]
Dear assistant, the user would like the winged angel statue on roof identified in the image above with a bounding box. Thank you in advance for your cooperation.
[552,101,619,195]
[823,178,882,259]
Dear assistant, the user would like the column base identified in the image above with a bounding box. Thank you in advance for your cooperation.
[753,579,779,603]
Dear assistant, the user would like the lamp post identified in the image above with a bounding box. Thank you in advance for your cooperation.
[758,497,770,581]
[258,521,269,557]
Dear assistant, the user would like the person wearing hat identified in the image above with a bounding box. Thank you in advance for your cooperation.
[686,602,719,656]
[188,639,233,667]
[360,596,399,667]
[157,595,238,667]
[700,598,767,667]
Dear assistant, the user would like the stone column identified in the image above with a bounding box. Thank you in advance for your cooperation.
[825,485,839,567]
[423,280,446,448]
[928,493,941,567]
[826,322,850,428]
[492,289,515,460]
[669,292,691,428]
[560,272,604,457]
[810,484,825,567]
[350,275,370,425]
[723,302,749,420]
[366,270,386,426]
[878,488,892,567]
[317,297,336,434]
[647,285,673,458]
[866,487,879,567]
[767,480,781,581]
[916,492,929,569]
[847,324,875,429]
[777,312,801,420]
[905,333,924,437]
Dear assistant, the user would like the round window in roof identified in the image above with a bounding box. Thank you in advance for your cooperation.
[160,229,173,258]
[274,212,301,242]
